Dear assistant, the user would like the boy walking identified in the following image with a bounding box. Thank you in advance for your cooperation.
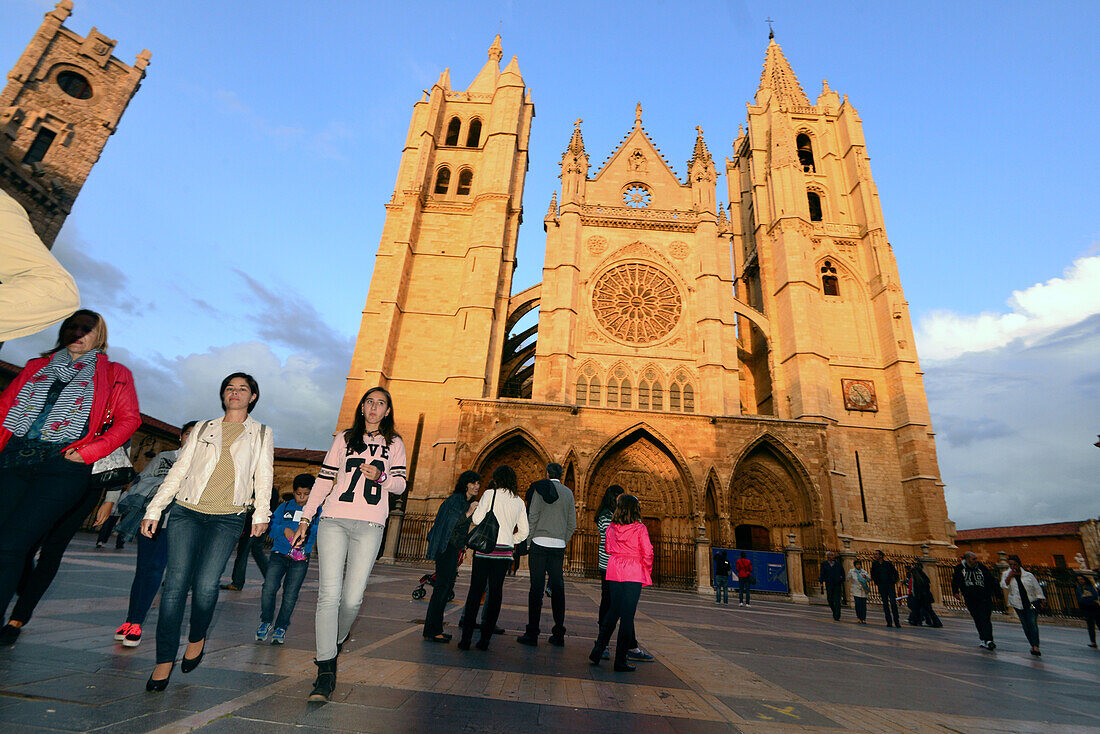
[257,474,317,644]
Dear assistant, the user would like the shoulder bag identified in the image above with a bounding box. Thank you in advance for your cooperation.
[90,444,135,490]
[466,489,500,554]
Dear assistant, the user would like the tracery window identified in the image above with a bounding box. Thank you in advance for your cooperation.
[669,373,695,413]
[638,370,663,411]
[445,117,461,146]
[821,260,839,296]
[589,376,601,406]
[576,376,588,406]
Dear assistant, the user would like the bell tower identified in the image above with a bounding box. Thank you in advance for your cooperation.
[727,35,952,548]
[0,0,150,247]
[338,37,534,491]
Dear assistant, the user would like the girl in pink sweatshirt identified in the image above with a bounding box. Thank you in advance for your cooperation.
[293,387,407,702]
[589,494,652,672]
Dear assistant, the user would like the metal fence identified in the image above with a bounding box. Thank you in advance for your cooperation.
[393,514,434,563]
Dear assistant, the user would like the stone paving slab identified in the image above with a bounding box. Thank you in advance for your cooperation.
[1,535,1099,733]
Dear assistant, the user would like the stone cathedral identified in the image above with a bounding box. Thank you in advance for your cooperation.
[339,35,955,583]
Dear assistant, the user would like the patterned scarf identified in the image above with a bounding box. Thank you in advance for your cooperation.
[2,349,99,443]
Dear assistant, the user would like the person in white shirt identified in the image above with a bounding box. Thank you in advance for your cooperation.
[1000,554,1045,656]
[847,559,871,623]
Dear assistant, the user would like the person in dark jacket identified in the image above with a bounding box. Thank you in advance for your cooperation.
[713,550,731,605]
[906,564,942,627]
[519,463,576,647]
[951,552,999,649]
[818,551,845,621]
[422,471,480,642]
[870,550,901,628]
[1074,574,1100,648]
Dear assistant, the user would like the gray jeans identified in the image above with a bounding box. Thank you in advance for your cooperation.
[314,517,384,660]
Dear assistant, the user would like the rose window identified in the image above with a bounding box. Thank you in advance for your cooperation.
[592,263,682,344]
[622,184,651,208]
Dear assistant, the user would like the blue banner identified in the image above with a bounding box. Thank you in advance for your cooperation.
[711,547,788,594]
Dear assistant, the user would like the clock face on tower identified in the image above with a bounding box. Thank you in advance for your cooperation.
[841,379,878,412]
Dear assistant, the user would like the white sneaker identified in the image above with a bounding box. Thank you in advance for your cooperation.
[739,602,744,607]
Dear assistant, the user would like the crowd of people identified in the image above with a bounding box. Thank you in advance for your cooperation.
[0,279,1097,706]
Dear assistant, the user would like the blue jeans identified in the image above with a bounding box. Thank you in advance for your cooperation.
[261,551,310,629]
[1017,606,1041,648]
[738,576,751,605]
[155,505,245,663]
[715,574,730,603]
[127,527,169,625]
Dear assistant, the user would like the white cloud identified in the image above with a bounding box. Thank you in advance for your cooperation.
[916,253,1100,360]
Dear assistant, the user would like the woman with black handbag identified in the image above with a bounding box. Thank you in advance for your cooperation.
[0,309,140,638]
[458,464,528,651]
[422,470,480,643]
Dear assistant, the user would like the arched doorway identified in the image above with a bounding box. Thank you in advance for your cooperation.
[475,432,547,501]
[587,428,693,539]
[728,438,818,550]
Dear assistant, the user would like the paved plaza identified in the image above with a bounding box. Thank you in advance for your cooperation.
[1,535,1098,733]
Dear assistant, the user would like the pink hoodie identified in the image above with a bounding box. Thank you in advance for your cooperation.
[605,522,653,586]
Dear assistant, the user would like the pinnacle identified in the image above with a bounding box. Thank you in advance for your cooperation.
[546,191,558,218]
[566,118,585,156]
[501,54,522,78]
[758,37,810,108]
[690,125,711,164]
[488,34,503,62]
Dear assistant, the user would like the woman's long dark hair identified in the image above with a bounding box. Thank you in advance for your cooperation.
[611,494,641,525]
[596,484,624,517]
[489,465,517,495]
[347,387,399,452]
[453,470,480,495]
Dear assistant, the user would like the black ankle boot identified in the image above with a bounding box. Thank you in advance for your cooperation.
[308,658,337,702]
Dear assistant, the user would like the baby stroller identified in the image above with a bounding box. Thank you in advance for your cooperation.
[412,571,454,601]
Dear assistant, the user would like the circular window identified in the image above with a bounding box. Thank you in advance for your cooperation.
[622,184,651,208]
[592,262,682,344]
[57,70,93,100]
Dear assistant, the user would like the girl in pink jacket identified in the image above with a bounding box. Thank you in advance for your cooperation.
[589,494,652,672]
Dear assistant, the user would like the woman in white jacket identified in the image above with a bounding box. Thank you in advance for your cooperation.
[1000,554,1045,657]
[457,464,528,651]
[140,373,274,690]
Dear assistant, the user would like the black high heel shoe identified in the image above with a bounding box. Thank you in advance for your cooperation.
[181,640,205,673]
[146,664,174,691]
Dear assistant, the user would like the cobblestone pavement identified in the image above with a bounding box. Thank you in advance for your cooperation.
[1,535,1099,733]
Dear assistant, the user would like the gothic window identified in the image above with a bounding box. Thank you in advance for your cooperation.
[456,169,473,196]
[669,373,695,413]
[638,382,650,410]
[445,117,461,146]
[591,263,682,344]
[589,377,601,406]
[807,191,823,222]
[434,166,450,194]
[607,377,619,408]
[652,381,663,410]
[56,70,93,100]
[466,118,482,147]
[821,260,839,296]
[576,376,588,406]
[621,379,632,408]
[622,183,651,208]
[22,128,56,165]
[796,133,815,172]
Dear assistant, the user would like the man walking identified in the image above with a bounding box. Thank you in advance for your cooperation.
[870,549,901,628]
[819,551,845,621]
[518,463,576,647]
[951,551,999,649]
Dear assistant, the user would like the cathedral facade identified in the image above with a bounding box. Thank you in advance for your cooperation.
[339,35,955,588]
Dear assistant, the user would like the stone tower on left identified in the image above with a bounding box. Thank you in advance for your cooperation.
[0,0,150,247]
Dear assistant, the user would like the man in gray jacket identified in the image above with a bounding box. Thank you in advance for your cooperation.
[518,463,576,647]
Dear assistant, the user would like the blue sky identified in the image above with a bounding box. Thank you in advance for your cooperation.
[3,1,1099,530]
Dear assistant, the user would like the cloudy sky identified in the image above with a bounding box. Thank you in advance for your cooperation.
[2,1,1098,530]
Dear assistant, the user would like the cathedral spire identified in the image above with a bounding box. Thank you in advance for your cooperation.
[566,118,586,157]
[757,36,810,108]
[689,125,712,168]
[468,35,503,94]
[435,67,451,91]
[487,34,503,63]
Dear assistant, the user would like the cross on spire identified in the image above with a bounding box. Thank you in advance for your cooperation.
[766,16,775,39]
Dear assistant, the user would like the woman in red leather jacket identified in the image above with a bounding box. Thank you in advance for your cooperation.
[0,309,140,621]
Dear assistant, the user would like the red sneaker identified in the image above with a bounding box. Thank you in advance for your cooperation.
[123,623,142,648]
[114,623,132,641]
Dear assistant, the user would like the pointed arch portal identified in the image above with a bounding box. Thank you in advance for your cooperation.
[728,436,819,550]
